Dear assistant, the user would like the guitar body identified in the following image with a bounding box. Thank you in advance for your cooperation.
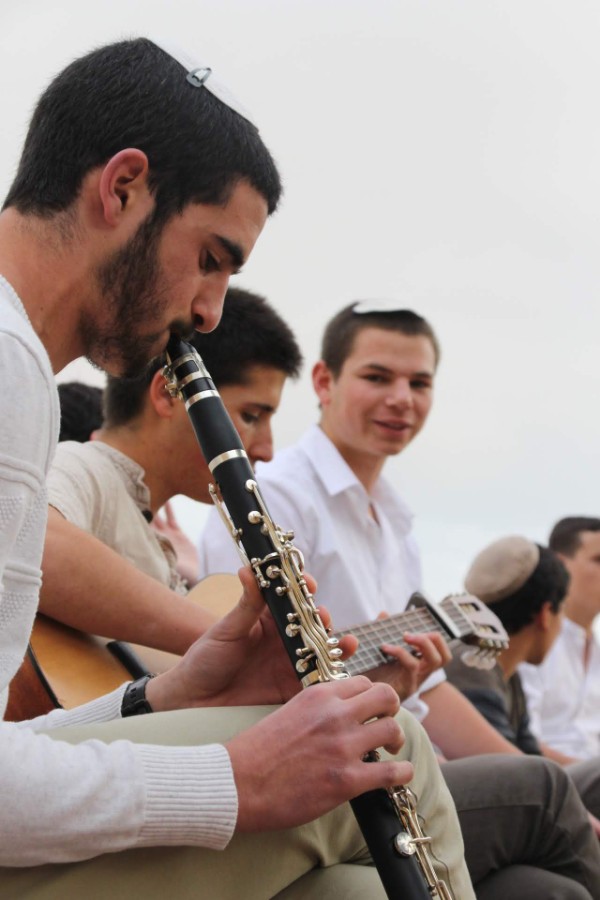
[5,573,241,720]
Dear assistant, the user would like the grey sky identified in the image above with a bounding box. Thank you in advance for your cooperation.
[1,0,598,599]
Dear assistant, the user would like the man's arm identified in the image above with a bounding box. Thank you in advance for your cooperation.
[420,681,521,759]
[39,508,216,654]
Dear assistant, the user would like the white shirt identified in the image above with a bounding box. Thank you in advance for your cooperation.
[198,425,445,719]
[519,616,600,759]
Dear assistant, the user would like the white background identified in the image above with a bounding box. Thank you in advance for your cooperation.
[1,0,598,600]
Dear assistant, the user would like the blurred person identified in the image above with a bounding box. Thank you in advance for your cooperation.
[520,517,600,762]
[445,535,600,822]
[57,381,104,442]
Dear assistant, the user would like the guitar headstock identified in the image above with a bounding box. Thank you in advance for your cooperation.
[441,593,509,670]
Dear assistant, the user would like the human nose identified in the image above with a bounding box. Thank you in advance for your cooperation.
[249,424,274,464]
[192,273,230,333]
[386,378,413,408]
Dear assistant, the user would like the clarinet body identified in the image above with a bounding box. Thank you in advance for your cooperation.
[164,336,453,900]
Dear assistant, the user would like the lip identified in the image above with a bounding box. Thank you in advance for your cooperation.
[373,419,412,433]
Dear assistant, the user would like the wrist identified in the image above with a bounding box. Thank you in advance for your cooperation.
[121,674,156,717]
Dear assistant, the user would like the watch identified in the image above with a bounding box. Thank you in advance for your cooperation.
[121,674,155,717]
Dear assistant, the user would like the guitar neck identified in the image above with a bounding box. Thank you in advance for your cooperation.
[338,598,470,677]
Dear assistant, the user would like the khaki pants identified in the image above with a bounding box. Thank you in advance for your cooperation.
[0,706,473,899]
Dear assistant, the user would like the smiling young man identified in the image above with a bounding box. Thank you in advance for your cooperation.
[0,39,479,899]
[199,301,600,899]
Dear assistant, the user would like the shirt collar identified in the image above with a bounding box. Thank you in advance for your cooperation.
[92,442,153,517]
[297,425,414,535]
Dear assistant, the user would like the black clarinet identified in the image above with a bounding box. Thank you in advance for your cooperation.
[164,335,453,900]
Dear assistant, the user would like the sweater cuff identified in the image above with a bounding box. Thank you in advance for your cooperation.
[136,742,238,850]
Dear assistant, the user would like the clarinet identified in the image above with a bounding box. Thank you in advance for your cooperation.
[163,335,453,900]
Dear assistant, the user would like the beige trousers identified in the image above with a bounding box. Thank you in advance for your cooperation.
[0,705,473,899]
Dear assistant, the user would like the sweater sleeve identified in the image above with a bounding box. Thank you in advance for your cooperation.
[0,716,238,865]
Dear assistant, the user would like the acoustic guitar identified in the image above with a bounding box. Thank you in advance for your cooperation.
[5,576,507,721]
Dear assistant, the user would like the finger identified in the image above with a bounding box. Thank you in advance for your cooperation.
[164,500,177,527]
[375,610,390,621]
[379,643,420,671]
[401,633,447,669]
[338,633,358,659]
[346,679,401,723]
[205,567,265,638]
[358,758,414,794]
[362,713,405,756]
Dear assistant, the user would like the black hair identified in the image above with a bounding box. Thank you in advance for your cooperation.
[549,517,600,558]
[57,382,104,442]
[102,286,302,427]
[487,545,569,635]
[3,38,281,222]
[320,304,440,377]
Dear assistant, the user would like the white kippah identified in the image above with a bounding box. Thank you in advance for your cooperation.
[150,37,256,126]
[352,299,411,315]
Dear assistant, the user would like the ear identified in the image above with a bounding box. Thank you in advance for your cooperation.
[147,369,177,420]
[312,360,335,408]
[536,601,553,631]
[97,149,152,227]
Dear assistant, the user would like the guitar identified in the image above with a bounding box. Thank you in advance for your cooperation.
[5,576,507,720]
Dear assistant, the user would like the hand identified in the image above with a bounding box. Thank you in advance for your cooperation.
[147,566,357,711]
[152,501,199,586]
[227,676,414,831]
[366,628,451,701]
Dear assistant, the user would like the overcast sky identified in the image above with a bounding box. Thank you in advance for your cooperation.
[1,0,598,601]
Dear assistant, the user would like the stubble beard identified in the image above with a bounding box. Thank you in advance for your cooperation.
[84,213,177,378]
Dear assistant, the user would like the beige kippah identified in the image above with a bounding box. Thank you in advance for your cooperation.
[465,536,540,603]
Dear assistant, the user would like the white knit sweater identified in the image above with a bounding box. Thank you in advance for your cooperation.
[0,276,238,865]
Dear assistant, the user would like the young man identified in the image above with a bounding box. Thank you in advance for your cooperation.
[39,287,303,650]
[445,535,600,819]
[198,301,600,898]
[0,40,470,899]
[520,517,600,761]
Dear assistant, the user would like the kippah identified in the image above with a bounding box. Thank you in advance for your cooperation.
[150,37,256,126]
[353,299,412,315]
[465,536,540,603]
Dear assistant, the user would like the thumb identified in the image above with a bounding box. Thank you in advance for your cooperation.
[212,566,266,639]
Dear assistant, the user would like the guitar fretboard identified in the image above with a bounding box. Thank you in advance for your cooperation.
[337,598,473,677]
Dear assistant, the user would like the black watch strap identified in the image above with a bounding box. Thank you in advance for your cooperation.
[121,674,155,717]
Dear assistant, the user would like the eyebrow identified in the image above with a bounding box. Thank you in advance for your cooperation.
[247,402,276,413]
[362,363,434,379]
[216,235,245,272]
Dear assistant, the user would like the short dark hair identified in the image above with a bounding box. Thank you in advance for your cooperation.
[103,286,302,427]
[320,304,440,377]
[487,546,569,634]
[57,382,104,442]
[549,517,600,557]
[3,38,281,222]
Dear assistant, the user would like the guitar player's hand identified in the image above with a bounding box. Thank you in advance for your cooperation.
[146,565,358,711]
[365,627,451,701]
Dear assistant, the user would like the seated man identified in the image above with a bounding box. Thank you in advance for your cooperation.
[197,300,600,896]
[445,535,600,818]
[0,36,472,899]
[520,517,600,762]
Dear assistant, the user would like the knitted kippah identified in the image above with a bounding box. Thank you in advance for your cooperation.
[465,536,540,603]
